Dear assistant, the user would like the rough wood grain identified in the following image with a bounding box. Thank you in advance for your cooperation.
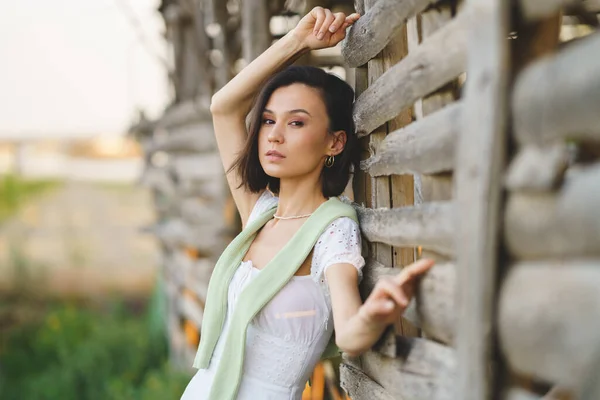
[360,338,456,400]
[505,163,600,259]
[339,363,395,400]
[355,202,454,256]
[341,0,439,67]
[241,0,270,62]
[504,143,570,192]
[498,260,600,388]
[505,387,544,400]
[361,259,456,344]
[179,294,204,327]
[513,31,600,145]
[146,123,216,154]
[454,0,510,399]
[171,153,223,182]
[361,102,461,176]
[158,98,211,129]
[352,11,467,136]
[520,0,600,20]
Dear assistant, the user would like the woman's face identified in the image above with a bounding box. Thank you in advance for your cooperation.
[258,83,343,181]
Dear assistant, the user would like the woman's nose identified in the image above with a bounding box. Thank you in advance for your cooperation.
[267,123,284,143]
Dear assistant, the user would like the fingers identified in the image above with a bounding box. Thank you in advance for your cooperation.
[316,8,335,39]
[394,258,435,285]
[375,277,411,309]
[310,7,360,41]
[361,297,396,322]
[329,12,346,33]
[311,7,326,37]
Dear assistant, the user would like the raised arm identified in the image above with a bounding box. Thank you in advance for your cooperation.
[209,7,360,226]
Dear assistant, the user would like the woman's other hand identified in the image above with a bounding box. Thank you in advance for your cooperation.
[292,7,360,50]
[358,259,435,330]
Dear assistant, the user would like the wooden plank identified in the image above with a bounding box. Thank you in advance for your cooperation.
[383,25,419,337]
[365,0,394,271]
[513,31,600,145]
[454,0,510,399]
[179,294,204,327]
[340,0,439,67]
[504,163,600,259]
[339,363,395,400]
[203,0,234,89]
[241,0,271,62]
[504,143,570,192]
[520,0,600,20]
[355,202,454,256]
[352,11,468,136]
[362,102,461,176]
[498,260,600,388]
[146,122,216,154]
[361,259,455,344]
[158,98,211,129]
[171,153,223,182]
[360,338,456,400]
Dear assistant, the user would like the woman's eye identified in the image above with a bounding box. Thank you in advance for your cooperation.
[262,118,274,125]
[290,121,304,127]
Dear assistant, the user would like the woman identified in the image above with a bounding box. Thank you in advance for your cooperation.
[181,7,434,400]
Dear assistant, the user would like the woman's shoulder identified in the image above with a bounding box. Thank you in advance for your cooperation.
[247,190,279,224]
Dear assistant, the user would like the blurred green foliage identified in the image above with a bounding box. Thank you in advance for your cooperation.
[0,297,190,400]
[0,174,61,223]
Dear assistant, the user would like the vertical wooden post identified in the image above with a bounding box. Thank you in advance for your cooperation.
[241,0,271,62]
[455,0,510,398]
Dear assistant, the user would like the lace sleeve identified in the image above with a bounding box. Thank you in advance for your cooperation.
[311,217,365,290]
[246,190,278,226]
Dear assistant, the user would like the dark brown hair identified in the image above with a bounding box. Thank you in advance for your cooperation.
[229,66,358,198]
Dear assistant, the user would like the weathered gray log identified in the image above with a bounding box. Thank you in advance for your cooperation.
[361,102,461,176]
[360,338,456,400]
[158,98,211,129]
[505,388,544,400]
[505,163,600,259]
[340,0,439,67]
[352,11,467,136]
[140,166,176,196]
[339,363,395,400]
[241,0,270,62]
[355,202,454,256]
[361,259,456,344]
[147,123,216,154]
[505,144,570,191]
[153,218,224,252]
[179,294,204,327]
[171,153,224,182]
[454,0,510,399]
[513,31,600,145]
[520,0,600,20]
[499,260,600,388]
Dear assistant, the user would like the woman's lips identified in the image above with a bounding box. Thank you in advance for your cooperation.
[265,150,285,161]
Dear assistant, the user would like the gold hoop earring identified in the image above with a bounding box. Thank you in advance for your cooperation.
[325,155,335,168]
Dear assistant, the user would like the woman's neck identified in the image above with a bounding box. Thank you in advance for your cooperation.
[274,177,327,219]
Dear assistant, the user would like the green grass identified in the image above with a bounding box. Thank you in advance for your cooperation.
[0,174,61,223]
[0,296,190,400]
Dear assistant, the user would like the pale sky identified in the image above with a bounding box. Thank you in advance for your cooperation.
[0,0,170,139]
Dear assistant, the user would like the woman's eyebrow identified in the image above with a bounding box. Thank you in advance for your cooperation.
[264,108,312,117]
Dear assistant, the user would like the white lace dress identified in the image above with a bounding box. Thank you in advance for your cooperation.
[180,191,365,400]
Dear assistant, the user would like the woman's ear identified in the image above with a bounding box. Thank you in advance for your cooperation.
[329,130,347,156]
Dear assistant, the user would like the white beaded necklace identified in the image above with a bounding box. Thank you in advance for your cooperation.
[272,212,313,220]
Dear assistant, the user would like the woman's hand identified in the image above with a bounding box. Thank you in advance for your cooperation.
[292,7,360,50]
[358,259,435,330]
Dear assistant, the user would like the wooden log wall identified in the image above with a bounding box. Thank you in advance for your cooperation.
[138,0,599,398]
[340,0,465,399]
[340,0,600,399]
